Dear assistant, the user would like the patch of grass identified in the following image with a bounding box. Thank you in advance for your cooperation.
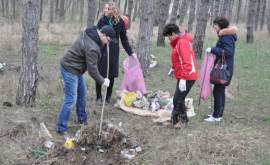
[39,45,66,61]
[263,117,270,122]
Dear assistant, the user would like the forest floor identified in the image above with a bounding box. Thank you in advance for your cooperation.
[0,22,270,164]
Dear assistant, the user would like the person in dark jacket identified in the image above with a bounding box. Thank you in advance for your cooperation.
[205,17,238,122]
[57,25,117,135]
[96,2,136,105]
[162,23,199,129]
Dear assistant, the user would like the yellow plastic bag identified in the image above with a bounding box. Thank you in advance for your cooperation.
[124,92,137,107]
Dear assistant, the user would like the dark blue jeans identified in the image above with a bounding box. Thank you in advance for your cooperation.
[213,84,226,118]
[57,65,88,132]
[172,80,195,124]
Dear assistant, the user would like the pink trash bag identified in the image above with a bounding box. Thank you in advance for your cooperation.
[120,56,147,94]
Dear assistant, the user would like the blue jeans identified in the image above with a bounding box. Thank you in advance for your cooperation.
[57,65,87,132]
[213,84,226,118]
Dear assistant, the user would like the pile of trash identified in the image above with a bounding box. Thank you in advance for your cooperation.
[25,122,143,164]
[115,90,196,123]
[123,90,188,113]
[0,62,6,72]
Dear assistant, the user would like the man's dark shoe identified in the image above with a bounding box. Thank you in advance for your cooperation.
[106,97,115,105]
[57,131,70,139]
[96,98,103,106]
[77,121,88,125]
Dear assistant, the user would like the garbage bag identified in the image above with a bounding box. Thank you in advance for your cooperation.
[121,56,146,94]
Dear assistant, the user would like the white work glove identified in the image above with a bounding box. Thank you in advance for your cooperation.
[131,53,137,59]
[206,47,211,53]
[179,79,186,92]
[103,78,110,87]
[168,68,174,76]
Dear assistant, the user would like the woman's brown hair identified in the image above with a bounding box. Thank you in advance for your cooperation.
[101,2,122,25]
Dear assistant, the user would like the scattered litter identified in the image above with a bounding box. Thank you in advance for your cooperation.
[40,122,52,139]
[28,149,48,156]
[121,138,127,144]
[118,122,122,128]
[44,140,54,149]
[120,150,135,159]
[81,147,86,151]
[187,134,193,138]
[98,148,104,153]
[74,130,81,141]
[63,138,73,149]
[135,147,142,152]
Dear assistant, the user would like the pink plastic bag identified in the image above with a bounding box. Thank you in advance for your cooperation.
[200,52,216,102]
[120,56,147,94]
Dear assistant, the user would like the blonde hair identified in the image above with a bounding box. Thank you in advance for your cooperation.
[101,2,122,25]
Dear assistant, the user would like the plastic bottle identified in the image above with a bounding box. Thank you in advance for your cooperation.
[29,149,48,156]
[75,130,81,140]
[40,122,52,139]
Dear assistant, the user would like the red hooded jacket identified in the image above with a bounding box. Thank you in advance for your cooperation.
[170,31,198,80]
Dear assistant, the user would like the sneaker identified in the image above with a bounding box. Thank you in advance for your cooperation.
[96,98,103,106]
[106,97,115,105]
[207,114,222,120]
[204,116,222,122]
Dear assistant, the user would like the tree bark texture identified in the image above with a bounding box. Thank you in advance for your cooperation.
[132,0,139,21]
[236,0,242,24]
[16,0,39,107]
[87,0,98,27]
[259,0,266,30]
[227,0,234,22]
[40,0,43,21]
[254,0,261,31]
[59,0,65,18]
[12,0,15,20]
[153,0,161,26]
[170,0,180,24]
[220,0,228,17]
[247,0,256,44]
[1,0,4,16]
[193,0,210,59]
[188,0,196,32]
[137,0,154,77]
[50,0,54,23]
[55,0,58,19]
[213,0,220,18]
[157,0,170,47]
[127,0,133,29]
[4,0,8,18]
[123,0,127,14]
[178,0,187,26]
[79,0,84,22]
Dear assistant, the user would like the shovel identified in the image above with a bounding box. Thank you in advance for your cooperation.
[95,43,110,147]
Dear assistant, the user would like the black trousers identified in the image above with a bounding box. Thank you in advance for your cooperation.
[213,84,226,118]
[171,80,195,124]
[96,78,114,100]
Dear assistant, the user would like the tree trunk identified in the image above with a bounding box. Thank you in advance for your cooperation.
[59,0,65,18]
[87,0,98,27]
[16,0,39,107]
[123,0,127,14]
[132,0,138,21]
[12,0,15,20]
[137,0,154,77]
[178,0,187,26]
[55,0,58,19]
[170,0,180,24]
[4,0,8,18]
[188,0,196,32]
[79,0,84,22]
[193,0,210,59]
[259,0,266,30]
[236,0,242,24]
[213,0,220,18]
[247,0,256,44]
[1,0,4,17]
[254,0,261,31]
[220,0,228,17]
[127,0,133,29]
[49,0,54,23]
[40,0,43,21]
[268,12,270,34]
[227,0,234,22]
[153,0,161,26]
[157,0,170,47]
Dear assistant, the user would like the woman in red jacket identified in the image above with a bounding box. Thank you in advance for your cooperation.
[162,23,198,129]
